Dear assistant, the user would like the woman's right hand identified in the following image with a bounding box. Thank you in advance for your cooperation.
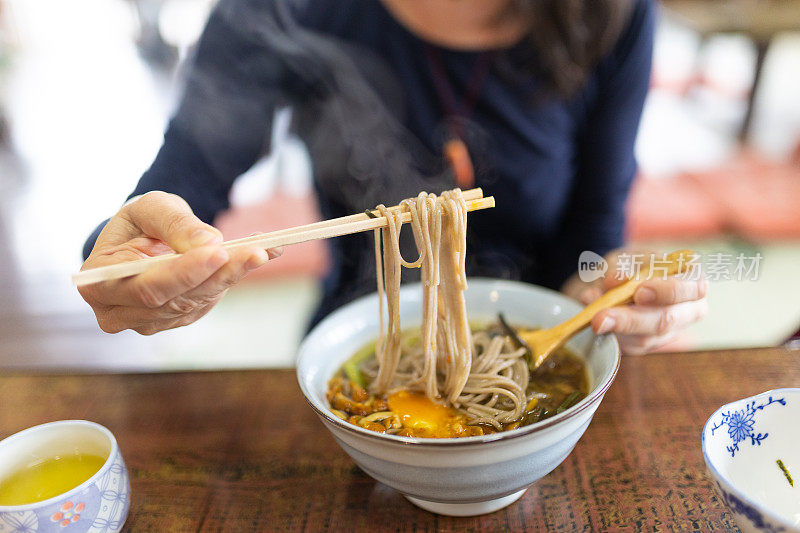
[78,191,281,335]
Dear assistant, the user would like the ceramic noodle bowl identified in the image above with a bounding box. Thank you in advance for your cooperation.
[702,388,800,533]
[297,278,620,516]
[0,421,130,533]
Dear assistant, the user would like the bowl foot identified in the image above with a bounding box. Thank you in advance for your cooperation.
[405,489,527,516]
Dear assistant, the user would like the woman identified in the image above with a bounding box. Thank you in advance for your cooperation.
[79,0,707,354]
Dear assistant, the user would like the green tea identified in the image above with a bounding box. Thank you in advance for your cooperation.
[0,454,106,505]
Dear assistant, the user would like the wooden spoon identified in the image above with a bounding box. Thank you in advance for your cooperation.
[518,249,696,370]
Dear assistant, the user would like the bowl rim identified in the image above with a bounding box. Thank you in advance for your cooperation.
[0,420,120,511]
[701,387,800,530]
[297,277,621,447]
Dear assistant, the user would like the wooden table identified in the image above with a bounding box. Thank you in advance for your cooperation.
[1,347,798,531]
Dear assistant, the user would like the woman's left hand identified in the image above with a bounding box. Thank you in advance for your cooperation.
[574,251,709,355]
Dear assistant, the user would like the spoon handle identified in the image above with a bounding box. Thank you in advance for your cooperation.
[549,249,696,343]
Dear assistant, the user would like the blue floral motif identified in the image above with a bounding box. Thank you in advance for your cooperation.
[710,395,786,457]
[0,511,38,533]
[726,409,755,442]
[716,482,785,533]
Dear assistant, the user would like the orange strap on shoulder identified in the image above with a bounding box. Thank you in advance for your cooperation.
[444,138,474,189]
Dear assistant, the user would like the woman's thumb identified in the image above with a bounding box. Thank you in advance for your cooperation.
[122,191,222,253]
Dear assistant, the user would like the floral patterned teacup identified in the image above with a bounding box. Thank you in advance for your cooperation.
[0,421,129,533]
[702,388,800,532]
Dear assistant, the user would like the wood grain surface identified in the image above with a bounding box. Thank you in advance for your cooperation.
[1,347,798,532]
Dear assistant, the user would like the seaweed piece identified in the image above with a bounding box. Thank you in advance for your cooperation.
[364,209,378,218]
[777,459,794,487]
[556,391,582,414]
[521,406,551,427]
[498,313,532,366]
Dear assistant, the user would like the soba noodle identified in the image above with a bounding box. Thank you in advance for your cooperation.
[365,189,529,429]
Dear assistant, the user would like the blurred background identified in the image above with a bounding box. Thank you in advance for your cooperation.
[0,0,799,371]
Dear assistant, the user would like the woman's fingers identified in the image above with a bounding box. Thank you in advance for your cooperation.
[575,249,709,355]
[592,299,708,337]
[633,277,708,306]
[170,246,271,311]
[126,246,229,308]
[121,191,222,253]
[89,245,229,307]
[92,245,279,334]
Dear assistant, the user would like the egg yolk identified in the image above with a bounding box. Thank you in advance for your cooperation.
[387,390,468,438]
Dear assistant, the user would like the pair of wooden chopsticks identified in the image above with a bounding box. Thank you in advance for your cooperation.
[72,188,495,287]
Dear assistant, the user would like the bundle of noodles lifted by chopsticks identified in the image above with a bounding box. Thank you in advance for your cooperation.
[357,189,535,431]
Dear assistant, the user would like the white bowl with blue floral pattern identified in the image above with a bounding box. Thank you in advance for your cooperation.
[0,420,130,533]
[702,388,800,532]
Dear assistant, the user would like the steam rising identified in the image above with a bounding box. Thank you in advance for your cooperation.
[172,0,518,301]
[189,0,454,211]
